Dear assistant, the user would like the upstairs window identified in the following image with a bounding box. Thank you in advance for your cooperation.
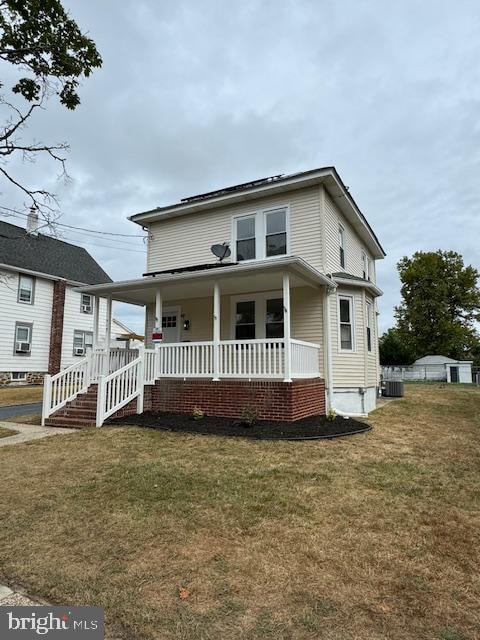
[235,300,256,339]
[265,298,284,338]
[339,225,346,269]
[18,275,34,304]
[234,207,289,262]
[235,216,256,261]
[366,301,372,352]
[81,293,93,314]
[362,252,368,280]
[339,296,354,351]
[265,209,287,257]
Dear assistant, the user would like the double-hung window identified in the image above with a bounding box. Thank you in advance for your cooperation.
[362,252,368,280]
[18,275,34,304]
[339,296,354,351]
[233,293,284,340]
[366,302,372,352]
[235,216,256,261]
[81,293,93,314]
[265,298,284,338]
[15,323,32,354]
[235,301,256,339]
[234,207,288,262]
[73,330,93,356]
[339,225,346,269]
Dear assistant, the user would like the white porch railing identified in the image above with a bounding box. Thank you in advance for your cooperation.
[291,339,322,378]
[42,357,91,424]
[219,339,285,378]
[158,342,214,377]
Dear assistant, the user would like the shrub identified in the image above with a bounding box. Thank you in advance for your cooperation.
[240,405,259,428]
[326,408,337,422]
[192,406,205,421]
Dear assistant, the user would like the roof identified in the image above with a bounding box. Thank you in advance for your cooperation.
[414,355,473,365]
[0,220,112,285]
[76,256,336,305]
[331,271,383,297]
[128,166,386,259]
[143,261,237,277]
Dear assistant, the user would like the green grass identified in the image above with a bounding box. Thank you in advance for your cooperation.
[0,385,43,407]
[0,383,478,639]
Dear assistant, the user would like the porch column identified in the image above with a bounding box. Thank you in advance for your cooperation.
[92,295,100,348]
[104,296,112,375]
[213,281,220,381]
[283,273,292,382]
[155,289,162,378]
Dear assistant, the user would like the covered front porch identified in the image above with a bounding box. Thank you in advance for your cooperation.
[42,258,335,427]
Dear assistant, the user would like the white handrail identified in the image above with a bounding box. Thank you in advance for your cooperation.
[291,339,321,378]
[42,355,91,425]
[96,356,142,426]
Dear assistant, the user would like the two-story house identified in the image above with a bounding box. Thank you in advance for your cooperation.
[0,216,138,385]
[42,167,385,428]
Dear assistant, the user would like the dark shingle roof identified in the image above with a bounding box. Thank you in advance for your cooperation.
[0,220,112,285]
[331,272,369,283]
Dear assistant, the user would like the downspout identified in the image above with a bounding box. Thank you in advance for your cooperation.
[323,284,335,411]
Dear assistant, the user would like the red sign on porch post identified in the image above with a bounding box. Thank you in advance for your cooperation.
[152,327,163,343]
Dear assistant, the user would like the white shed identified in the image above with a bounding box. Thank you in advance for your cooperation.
[413,355,473,384]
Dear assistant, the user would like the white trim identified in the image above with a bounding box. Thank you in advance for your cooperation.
[230,290,283,339]
[231,204,290,263]
[365,300,373,353]
[337,294,355,353]
[162,305,181,343]
[332,275,383,297]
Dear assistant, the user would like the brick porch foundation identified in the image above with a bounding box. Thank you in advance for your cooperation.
[150,378,326,422]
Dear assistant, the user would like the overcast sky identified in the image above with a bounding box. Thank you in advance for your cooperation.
[2,0,480,334]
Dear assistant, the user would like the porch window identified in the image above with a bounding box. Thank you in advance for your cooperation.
[18,275,34,304]
[73,330,93,356]
[265,209,287,257]
[339,296,354,351]
[235,300,256,339]
[265,298,284,338]
[235,216,256,261]
[339,225,346,269]
[366,301,372,352]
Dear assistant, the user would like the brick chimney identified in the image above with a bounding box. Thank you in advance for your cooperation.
[48,280,67,374]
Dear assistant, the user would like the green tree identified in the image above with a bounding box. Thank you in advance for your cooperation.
[395,250,480,360]
[379,327,416,365]
[0,0,102,223]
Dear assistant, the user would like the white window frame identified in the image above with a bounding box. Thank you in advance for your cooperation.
[230,290,284,339]
[362,251,369,280]
[365,301,372,352]
[14,322,32,356]
[11,371,27,381]
[17,274,35,304]
[231,205,290,263]
[337,294,355,352]
[338,224,346,270]
[81,293,93,314]
[73,330,93,356]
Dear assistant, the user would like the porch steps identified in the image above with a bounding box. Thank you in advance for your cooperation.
[44,385,99,429]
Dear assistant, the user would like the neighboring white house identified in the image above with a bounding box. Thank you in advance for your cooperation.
[47,165,387,426]
[382,355,474,383]
[0,216,140,385]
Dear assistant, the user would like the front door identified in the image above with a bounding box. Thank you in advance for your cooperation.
[450,366,459,383]
[162,309,180,343]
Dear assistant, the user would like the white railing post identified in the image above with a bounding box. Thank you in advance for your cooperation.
[41,373,52,426]
[137,345,145,414]
[96,375,106,427]
[283,273,292,382]
[213,282,221,381]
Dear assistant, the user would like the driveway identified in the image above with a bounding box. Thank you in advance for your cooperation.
[0,402,42,419]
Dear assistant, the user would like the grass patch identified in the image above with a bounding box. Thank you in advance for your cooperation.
[0,385,42,407]
[0,426,17,438]
[0,384,478,639]
[5,412,41,425]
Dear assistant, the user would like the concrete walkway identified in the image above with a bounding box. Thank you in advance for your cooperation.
[0,422,73,447]
[0,402,42,420]
[0,584,38,606]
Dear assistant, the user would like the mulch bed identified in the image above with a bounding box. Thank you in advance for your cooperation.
[109,411,371,440]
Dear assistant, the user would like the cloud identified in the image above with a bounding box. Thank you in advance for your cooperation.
[1,0,479,333]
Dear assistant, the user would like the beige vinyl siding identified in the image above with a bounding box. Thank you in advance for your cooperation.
[61,288,107,369]
[330,287,366,386]
[146,186,323,273]
[145,286,324,375]
[323,189,375,281]
[0,269,53,373]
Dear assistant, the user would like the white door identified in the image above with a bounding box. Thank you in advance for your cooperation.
[162,309,180,343]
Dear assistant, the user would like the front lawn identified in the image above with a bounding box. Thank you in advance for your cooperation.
[0,384,478,640]
[0,426,17,438]
[0,385,43,407]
